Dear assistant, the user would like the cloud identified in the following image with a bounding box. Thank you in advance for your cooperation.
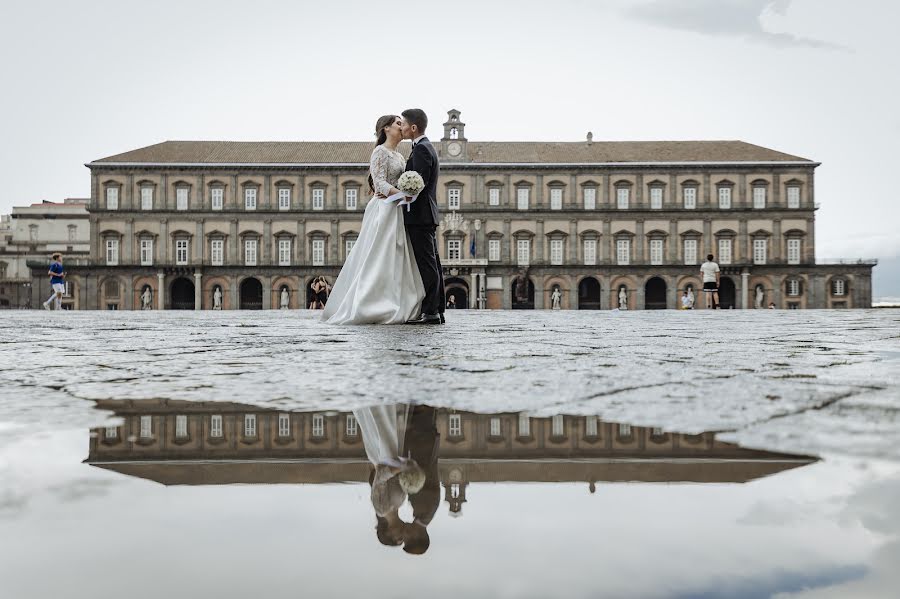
[626,0,849,50]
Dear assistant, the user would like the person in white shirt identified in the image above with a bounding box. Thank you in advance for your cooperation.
[681,290,692,310]
[699,254,720,309]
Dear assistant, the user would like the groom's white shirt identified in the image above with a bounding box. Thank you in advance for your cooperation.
[412,134,426,146]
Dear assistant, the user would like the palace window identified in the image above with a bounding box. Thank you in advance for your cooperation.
[718,186,732,209]
[753,185,767,209]
[583,238,597,266]
[175,239,189,265]
[650,186,663,210]
[490,417,501,437]
[787,238,802,265]
[447,239,462,260]
[210,415,223,438]
[550,238,564,265]
[489,238,501,262]
[550,187,563,210]
[449,414,462,437]
[279,188,291,210]
[489,187,501,206]
[139,416,152,439]
[516,239,530,266]
[345,188,358,211]
[106,238,119,265]
[312,188,325,210]
[650,238,664,265]
[312,414,325,438]
[787,186,801,209]
[141,187,153,210]
[682,186,697,210]
[718,238,732,265]
[753,238,768,265]
[585,416,598,437]
[551,415,564,437]
[518,412,530,437]
[583,187,596,210]
[616,238,630,265]
[244,414,257,437]
[683,239,698,265]
[106,187,118,210]
[105,426,118,440]
[346,414,358,437]
[175,415,188,438]
[448,187,461,210]
[140,238,154,266]
[211,239,224,266]
[787,278,801,296]
[618,423,632,437]
[345,237,357,261]
[278,414,290,437]
[176,187,189,211]
[244,238,258,266]
[832,279,846,296]
[278,239,292,266]
[244,187,257,211]
[312,239,325,266]
[616,187,630,209]
[211,187,224,211]
[517,187,529,210]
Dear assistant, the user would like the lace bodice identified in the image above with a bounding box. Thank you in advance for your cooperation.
[370,145,406,197]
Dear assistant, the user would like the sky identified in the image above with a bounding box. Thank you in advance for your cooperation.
[1,0,898,297]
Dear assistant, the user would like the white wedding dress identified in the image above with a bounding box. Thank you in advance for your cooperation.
[322,145,425,325]
[353,404,411,516]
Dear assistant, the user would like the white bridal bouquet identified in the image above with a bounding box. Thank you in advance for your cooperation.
[383,170,425,211]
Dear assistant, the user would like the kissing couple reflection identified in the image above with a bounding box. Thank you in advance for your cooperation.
[353,404,440,555]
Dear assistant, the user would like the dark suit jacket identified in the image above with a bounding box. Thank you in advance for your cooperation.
[403,138,440,226]
[403,405,441,525]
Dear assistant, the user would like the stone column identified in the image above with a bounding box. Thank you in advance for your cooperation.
[738,173,747,208]
[124,219,134,264]
[668,219,678,263]
[330,219,339,265]
[126,174,134,211]
[635,174,643,208]
[636,276,645,310]
[161,174,169,210]
[474,174,484,207]
[229,219,238,265]
[668,174,677,209]
[602,173,610,207]
[535,175,544,209]
[535,220,544,264]
[263,175,271,211]
[297,175,306,210]
[703,218,712,258]
[569,174,577,209]
[194,272,202,310]
[263,219,273,265]
[806,217,816,263]
[230,277,239,310]
[772,173,781,207]
[502,219,511,262]
[740,270,749,309]
[599,278,610,310]
[332,175,340,210]
[296,219,306,264]
[157,271,165,310]
[773,275,783,307]
[770,219,781,264]
[602,219,611,264]
[230,175,239,210]
[667,275,677,309]
[810,274,826,309]
[534,275,544,309]
[262,275,271,310]
[124,277,134,310]
[504,174,512,208]
[195,219,204,264]
[502,275,512,309]
[568,219,577,264]
[635,220,645,264]
[703,173,711,209]
[159,219,169,265]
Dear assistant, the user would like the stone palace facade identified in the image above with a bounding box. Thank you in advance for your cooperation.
[66,110,874,310]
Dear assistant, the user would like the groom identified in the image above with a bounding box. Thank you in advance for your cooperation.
[400,108,445,325]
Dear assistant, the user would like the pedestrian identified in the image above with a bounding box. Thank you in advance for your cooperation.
[681,290,692,310]
[768,302,776,309]
[309,279,321,309]
[42,253,66,310]
[316,276,330,308]
[699,254,720,309]
[447,294,456,309]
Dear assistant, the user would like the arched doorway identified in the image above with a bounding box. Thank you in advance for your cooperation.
[444,277,469,310]
[511,276,535,310]
[719,276,736,309]
[644,277,667,310]
[240,277,263,310]
[578,277,601,310]
[170,277,195,310]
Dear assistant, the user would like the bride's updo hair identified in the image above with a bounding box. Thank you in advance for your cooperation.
[369,114,399,193]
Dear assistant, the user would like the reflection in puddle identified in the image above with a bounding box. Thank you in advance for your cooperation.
[86,400,817,554]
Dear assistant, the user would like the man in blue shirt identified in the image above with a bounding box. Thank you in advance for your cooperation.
[42,253,66,310]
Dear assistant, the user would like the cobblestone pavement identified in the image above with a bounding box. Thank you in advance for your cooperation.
[1,309,898,459]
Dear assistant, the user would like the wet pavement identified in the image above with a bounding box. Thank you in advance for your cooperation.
[0,310,899,598]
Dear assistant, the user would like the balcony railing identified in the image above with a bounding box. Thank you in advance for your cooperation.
[817,258,878,265]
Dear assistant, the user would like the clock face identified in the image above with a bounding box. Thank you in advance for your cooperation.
[447,142,462,157]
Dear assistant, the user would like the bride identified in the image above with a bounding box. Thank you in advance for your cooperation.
[322,115,425,325]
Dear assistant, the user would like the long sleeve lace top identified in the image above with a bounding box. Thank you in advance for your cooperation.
[369,145,406,197]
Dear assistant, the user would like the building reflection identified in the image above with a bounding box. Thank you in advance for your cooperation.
[86,399,816,516]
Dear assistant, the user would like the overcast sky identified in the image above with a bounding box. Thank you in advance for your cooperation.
[2,0,897,296]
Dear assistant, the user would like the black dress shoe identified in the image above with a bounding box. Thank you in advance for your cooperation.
[406,313,442,325]
[439,313,445,324]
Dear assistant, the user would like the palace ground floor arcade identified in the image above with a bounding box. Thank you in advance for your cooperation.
[37,263,872,310]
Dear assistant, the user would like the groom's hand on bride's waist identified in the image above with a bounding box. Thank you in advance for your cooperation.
[375,192,387,199]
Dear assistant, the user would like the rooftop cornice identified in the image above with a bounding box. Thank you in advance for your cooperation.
[87,160,820,169]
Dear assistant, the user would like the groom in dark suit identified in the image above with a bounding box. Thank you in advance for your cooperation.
[401,405,441,554]
[400,108,445,325]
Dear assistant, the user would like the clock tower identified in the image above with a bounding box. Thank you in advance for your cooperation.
[441,109,467,161]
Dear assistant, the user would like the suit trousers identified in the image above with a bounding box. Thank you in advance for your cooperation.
[406,224,444,316]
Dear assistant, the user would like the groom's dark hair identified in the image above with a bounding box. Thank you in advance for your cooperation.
[402,108,428,134]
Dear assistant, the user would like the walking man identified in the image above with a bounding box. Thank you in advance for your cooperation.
[700,254,720,309]
[42,253,66,310]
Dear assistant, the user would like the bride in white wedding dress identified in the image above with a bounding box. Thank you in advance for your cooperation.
[322,115,425,325]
